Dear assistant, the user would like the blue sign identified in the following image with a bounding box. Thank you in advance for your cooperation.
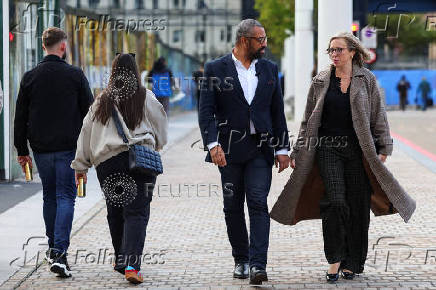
[373,70,436,106]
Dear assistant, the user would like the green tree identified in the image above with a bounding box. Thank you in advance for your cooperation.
[368,14,436,56]
[254,0,295,57]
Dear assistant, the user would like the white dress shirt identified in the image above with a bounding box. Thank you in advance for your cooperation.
[208,53,288,156]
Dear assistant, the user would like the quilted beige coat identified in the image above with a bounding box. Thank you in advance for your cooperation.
[270,65,416,225]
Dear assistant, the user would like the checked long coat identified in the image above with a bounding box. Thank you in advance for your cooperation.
[270,65,416,226]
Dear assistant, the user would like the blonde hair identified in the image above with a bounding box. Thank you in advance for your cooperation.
[328,32,370,67]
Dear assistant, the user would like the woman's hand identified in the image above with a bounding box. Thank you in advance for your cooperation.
[75,172,87,187]
[290,158,296,169]
[378,154,387,163]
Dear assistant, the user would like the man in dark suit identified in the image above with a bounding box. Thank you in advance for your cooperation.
[199,19,290,285]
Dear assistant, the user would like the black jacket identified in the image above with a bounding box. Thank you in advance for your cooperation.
[14,55,94,156]
[198,54,290,165]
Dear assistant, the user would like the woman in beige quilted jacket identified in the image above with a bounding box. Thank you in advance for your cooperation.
[71,53,167,284]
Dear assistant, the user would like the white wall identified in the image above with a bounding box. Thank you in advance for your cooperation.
[294,0,313,123]
[317,0,353,72]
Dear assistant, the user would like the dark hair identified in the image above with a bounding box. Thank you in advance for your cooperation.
[42,27,67,48]
[93,54,146,130]
[151,57,167,73]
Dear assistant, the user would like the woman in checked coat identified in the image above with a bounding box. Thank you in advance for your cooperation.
[270,32,416,282]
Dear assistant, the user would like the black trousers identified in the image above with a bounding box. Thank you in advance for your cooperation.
[316,139,372,274]
[218,153,272,269]
[96,151,156,271]
[399,95,407,111]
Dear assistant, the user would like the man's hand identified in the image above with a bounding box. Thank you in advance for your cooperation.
[378,154,387,163]
[75,172,88,187]
[17,156,32,173]
[210,145,227,167]
[275,155,291,173]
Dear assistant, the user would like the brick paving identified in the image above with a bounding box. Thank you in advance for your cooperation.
[2,111,436,289]
[387,109,436,156]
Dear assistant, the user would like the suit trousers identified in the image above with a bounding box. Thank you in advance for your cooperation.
[218,151,272,269]
[316,138,372,274]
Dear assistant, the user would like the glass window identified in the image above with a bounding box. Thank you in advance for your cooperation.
[153,0,159,9]
[195,30,205,43]
[173,30,182,43]
[88,0,100,8]
[136,0,144,9]
[227,25,232,42]
[197,0,206,9]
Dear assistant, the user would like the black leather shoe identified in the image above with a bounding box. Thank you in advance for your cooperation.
[341,270,355,280]
[233,263,249,279]
[326,271,339,283]
[249,266,268,285]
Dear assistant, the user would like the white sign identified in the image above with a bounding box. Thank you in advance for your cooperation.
[361,26,377,49]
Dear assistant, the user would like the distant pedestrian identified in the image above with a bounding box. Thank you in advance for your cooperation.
[192,62,204,111]
[147,57,173,115]
[13,27,93,278]
[71,53,168,285]
[416,77,432,111]
[397,75,410,111]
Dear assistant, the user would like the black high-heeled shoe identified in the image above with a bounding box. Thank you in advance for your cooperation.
[340,269,355,280]
[325,271,339,283]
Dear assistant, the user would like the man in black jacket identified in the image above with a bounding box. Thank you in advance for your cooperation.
[199,19,290,285]
[14,27,93,278]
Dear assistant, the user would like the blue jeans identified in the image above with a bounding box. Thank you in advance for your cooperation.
[33,150,76,253]
[218,154,272,269]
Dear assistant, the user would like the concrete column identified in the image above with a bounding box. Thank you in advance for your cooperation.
[294,0,313,122]
[2,0,10,180]
[317,0,353,72]
[281,36,295,116]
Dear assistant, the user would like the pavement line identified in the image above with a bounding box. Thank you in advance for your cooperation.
[391,131,436,174]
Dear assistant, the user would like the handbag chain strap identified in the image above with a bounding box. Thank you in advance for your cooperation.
[112,108,129,145]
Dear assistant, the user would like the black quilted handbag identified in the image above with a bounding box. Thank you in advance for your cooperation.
[112,109,163,176]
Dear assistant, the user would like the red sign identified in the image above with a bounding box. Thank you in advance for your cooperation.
[365,49,377,64]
